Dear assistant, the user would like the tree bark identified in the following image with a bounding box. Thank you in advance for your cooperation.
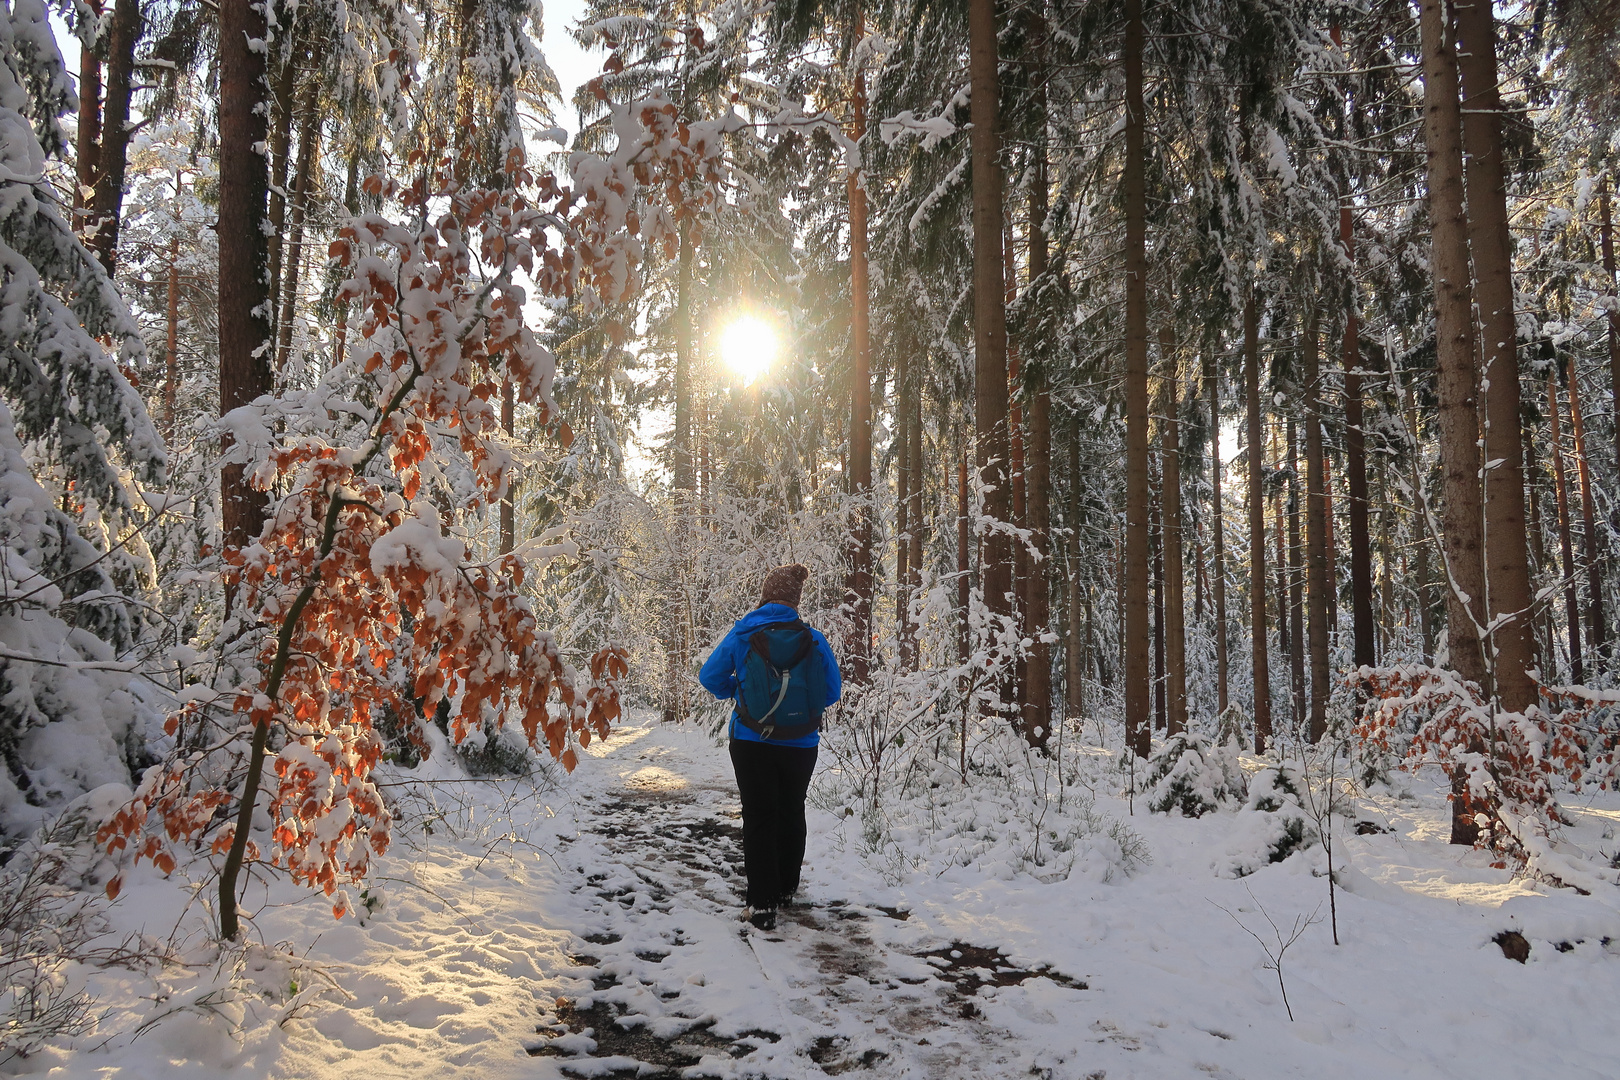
[1161,349,1187,736]
[1022,98,1053,746]
[1418,0,1488,697]
[897,348,912,662]
[1152,463,1165,732]
[1208,353,1229,714]
[1304,311,1330,743]
[275,79,321,370]
[73,0,102,239]
[217,0,274,939]
[1340,203,1375,668]
[1121,0,1151,758]
[1453,0,1537,712]
[1288,416,1305,733]
[847,40,873,685]
[163,227,178,437]
[959,441,971,667]
[1067,422,1084,715]
[1565,360,1606,659]
[1603,179,1620,479]
[265,36,303,346]
[969,0,1012,712]
[1549,370,1584,681]
[673,223,694,490]
[1245,289,1272,753]
[87,0,141,273]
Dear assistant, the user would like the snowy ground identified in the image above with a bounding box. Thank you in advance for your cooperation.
[11,712,1620,1079]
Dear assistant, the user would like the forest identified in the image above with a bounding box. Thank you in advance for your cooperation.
[1,0,1619,1073]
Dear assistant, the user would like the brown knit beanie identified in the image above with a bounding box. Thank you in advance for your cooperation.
[760,563,810,609]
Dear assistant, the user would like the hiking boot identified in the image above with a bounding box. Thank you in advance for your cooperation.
[747,906,778,931]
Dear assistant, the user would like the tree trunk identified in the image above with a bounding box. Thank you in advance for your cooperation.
[1549,370,1584,681]
[1406,381,1435,663]
[1304,310,1330,742]
[1288,416,1305,732]
[217,0,274,941]
[1208,353,1229,714]
[1121,0,1151,758]
[1161,351,1187,736]
[1603,179,1620,479]
[959,441,971,667]
[1340,203,1375,669]
[847,43,873,685]
[163,227,178,437]
[1022,99,1053,746]
[1453,0,1536,712]
[897,349,912,662]
[331,142,361,372]
[968,0,1013,712]
[265,36,303,345]
[1152,464,1165,733]
[73,0,102,239]
[1245,289,1272,754]
[500,377,516,553]
[1565,360,1606,659]
[1067,422,1084,716]
[908,367,924,667]
[87,0,141,272]
[275,80,321,370]
[1418,0,1488,699]
[1007,221,1028,729]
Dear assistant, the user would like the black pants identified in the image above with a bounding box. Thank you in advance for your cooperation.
[729,739,818,909]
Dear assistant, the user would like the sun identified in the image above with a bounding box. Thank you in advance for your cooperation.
[719,316,778,385]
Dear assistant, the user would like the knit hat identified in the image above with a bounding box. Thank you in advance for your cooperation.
[760,563,810,609]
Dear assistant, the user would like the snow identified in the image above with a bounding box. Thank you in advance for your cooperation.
[15,712,1620,1078]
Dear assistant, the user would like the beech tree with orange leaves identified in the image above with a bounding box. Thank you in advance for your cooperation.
[98,98,724,939]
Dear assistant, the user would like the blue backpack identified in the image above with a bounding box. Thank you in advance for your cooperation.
[735,620,827,739]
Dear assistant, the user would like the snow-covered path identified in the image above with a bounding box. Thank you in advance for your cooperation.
[527,722,1089,1078]
[29,713,1620,1080]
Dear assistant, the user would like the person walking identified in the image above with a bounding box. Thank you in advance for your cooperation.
[698,564,841,931]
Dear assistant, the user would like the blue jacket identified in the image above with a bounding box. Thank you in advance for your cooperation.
[698,603,841,747]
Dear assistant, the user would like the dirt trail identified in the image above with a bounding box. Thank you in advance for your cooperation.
[523,730,1087,1078]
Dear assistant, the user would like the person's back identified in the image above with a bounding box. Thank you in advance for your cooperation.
[698,564,841,930]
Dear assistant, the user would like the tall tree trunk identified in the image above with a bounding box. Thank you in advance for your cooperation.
[1121,0,1151,758]
[673,223,694,490]
[87,0,141,272]
[1244,289,1272,753]
[331,142,361,372]
[216,0,274,943]
[1453,0,1536,712]
[1208,353,1229,714]
[1565,361,1606,659]
[1007,221,1028,727]
[1022,88,1054,746]
[908,366,924,665]
[1151,464,1165,733]
[1273,423,1289,678]
[1603,179,1620,478]
[73,0,102,239]
[500,377,516,553]
[1288,416,1305,733]
[1161,351,1187,736]
[1406,381,1435,663]
[1341,203,1375,668]
[1067,423,1084,716]
[1304,311,1330,742]
[847,34,873,685]
[968,0,1012,714]
[897,348,912,660]
[959,440,971,667]
[1550,371,1584,681]
[275,80,321,370]
[1418,0,1488,699]
[265,35,304,346]
[163,225,178,437]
